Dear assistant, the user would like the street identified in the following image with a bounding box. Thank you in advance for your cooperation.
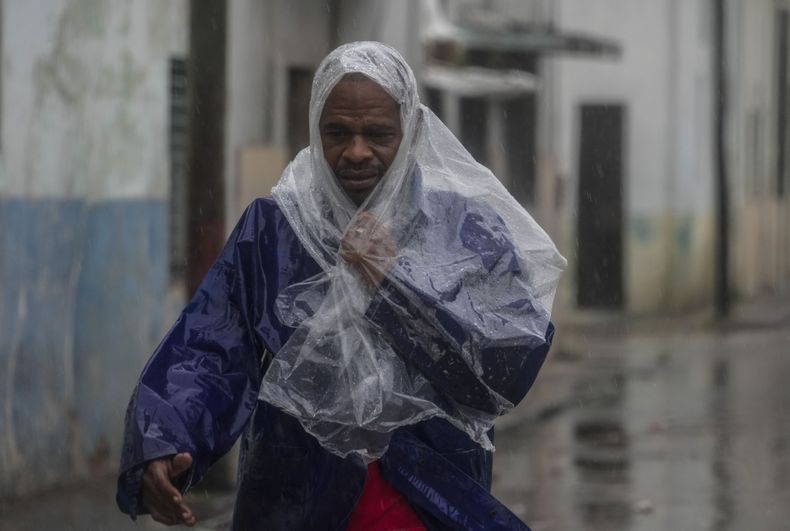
[1,298,788,531]
[493,297,790,530]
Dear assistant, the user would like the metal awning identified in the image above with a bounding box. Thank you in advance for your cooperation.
[422,65,537,97]
[426,26,621,57]
[420,0,621,59]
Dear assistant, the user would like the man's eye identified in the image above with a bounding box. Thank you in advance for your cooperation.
[369,133,395,142]
[324,131,351,141]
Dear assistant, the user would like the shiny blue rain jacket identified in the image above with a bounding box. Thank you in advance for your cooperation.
[117,194,554,531]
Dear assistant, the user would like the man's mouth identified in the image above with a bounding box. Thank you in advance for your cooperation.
[337,170,380,191]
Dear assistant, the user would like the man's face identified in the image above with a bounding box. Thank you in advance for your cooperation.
[319,75,403,206]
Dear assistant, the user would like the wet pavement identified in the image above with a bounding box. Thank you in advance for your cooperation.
[0,479,235,531]
[1,297,788,530]
[493,298,790,530]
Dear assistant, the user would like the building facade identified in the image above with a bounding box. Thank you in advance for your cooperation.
[0,0,188,496]
[550,0,790,314]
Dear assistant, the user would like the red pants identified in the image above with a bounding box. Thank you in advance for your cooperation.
[346,461,427,531]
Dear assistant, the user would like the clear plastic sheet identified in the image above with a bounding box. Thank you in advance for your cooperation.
[259,42,566,460]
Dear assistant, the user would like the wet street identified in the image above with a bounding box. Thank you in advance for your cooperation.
[493,300,790,530]
[1,299,788,531]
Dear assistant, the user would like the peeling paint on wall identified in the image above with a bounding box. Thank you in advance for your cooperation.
[5,0,187,200]
[626,213,714,312]
[0,0,187,497]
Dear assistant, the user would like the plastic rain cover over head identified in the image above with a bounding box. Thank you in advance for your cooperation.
[259,41,566,461]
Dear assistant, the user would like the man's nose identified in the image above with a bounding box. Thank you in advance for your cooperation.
[344,134,373,163]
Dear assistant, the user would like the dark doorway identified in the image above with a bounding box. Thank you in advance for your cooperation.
[577,104,625,308]
[288,67,313,160]
[425,87,443,121]
[503,95,537,205]
[168,57,189,283]
[460,96,489,165]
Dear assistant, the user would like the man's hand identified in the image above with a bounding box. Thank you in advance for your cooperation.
[141,452,196,527]
[340,212,397,286]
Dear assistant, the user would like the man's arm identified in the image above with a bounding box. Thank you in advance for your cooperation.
[117,213,262,524]
[368,254,553,415]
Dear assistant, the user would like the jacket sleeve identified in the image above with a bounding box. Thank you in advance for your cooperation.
[116,214,262,518]
[365,208,555,416]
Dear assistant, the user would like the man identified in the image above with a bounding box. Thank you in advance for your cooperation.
[117,42,565,530]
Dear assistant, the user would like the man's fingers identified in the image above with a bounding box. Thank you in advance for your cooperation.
[171,452,193,478]
[182,511,197,527]
[356,211,376,227]
[142,456,196,526]
[168,454,196,527]
[340,238,356,257]
[149,505,178,526]
[342,250,362,266]
[341,214,396,285]
[174,502,196,527]
[143,476,181,514]
[146,490,193,527]
[151,463,185,511]
[144,489,178,525]
[342,234,395,258]
[175,497,195,521]
[144,497,174,524]
[143,462,178,513]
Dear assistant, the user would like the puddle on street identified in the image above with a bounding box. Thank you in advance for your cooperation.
[492,329,790,531]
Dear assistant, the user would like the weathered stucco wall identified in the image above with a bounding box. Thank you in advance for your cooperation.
[0,0,187,497]
[729,0,790,297]
[548,0,789,314]
[552,0,790,314]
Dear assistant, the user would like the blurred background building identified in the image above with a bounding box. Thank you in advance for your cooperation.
[0,0,188,497]
[1,0,788,500]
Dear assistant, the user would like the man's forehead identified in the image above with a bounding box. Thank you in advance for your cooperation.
[321,76,399,117]
[340,72,377,84]
[331,74,394,99]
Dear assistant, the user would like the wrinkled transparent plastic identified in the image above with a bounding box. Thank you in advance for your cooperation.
[259,42,566,460]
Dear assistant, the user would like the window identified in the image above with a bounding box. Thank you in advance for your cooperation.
[169,57,189,280]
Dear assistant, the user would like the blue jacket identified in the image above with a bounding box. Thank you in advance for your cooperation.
[117,196,553,530]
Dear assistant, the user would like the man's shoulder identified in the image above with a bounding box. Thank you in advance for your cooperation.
[234,197,287,241]
[247,196,281,214]
[241,196,286,223]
